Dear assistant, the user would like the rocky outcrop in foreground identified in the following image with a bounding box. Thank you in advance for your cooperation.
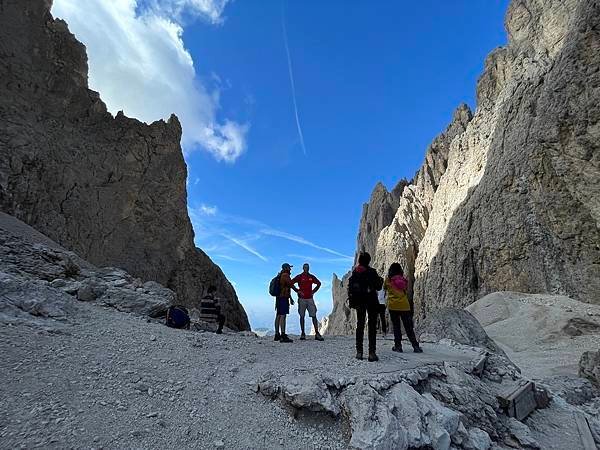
[0,0,249,330]
[327,0,600,334]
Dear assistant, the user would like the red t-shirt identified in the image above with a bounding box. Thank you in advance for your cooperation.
[291,273,321,299]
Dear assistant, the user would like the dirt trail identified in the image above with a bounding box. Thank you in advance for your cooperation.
[0,301,482,449]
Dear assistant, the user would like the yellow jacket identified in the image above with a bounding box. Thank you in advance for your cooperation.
[384,276,411,311]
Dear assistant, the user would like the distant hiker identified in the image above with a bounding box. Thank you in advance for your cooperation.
[199,285,225,334]
[384,263,422,353]
[272,263,297,343]
[377,289,388,338]
[291,263,324,341]
[348,252,383,362]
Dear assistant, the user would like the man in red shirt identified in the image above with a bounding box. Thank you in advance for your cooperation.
[291,263,324,341]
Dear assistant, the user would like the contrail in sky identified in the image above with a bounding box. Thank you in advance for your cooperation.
[282,1,307,155]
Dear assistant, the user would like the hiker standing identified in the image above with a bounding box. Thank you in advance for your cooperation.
[199,285,225,334]
[274,263,297,343]
[291,263,324,341]
[384,263,422,353]
[348,252,383,362]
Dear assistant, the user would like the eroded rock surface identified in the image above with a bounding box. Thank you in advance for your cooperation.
[0,213,172,328]
[467,292,600,379]
[257,338,599,450]
[0,0,249,330]
[414,0,600,316]
[580,350,600,385]
[417,307,507,357]
[327,0,600,334]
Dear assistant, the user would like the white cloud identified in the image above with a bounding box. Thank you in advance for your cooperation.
[146,0,230,24]
[200,204,218,216]
[52,0,248,163]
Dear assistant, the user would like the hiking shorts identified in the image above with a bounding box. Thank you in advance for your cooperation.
[276,297,290,315]
[298,297,317,318]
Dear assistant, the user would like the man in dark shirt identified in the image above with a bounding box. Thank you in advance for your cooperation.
[291,263,324,341]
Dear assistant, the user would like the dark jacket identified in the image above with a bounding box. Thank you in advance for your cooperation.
[349,265,383,307]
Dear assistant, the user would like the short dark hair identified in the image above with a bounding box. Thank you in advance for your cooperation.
[388,263,404,278]
[358,252,371,267]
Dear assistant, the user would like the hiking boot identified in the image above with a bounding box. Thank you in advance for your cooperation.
[355,351,363,360]
[274,333,281,341]
[368,352,379,362]
[392,346,403,353]
[300,333,306,340]
[215,329,223,334]
[280,334,293,343]
[413,345,423,353]
[315,334,324,341]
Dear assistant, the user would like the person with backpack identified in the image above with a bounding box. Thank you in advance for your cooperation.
[384,263,422,353]
[198,285,225,334]
[291,263,324,341]
[348,252,383,362]
[271,263,298,343]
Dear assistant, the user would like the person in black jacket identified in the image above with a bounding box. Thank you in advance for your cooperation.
[348,252,383,362]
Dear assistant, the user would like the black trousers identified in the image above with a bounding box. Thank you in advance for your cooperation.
[355,303,379,353]
[217,314,225,333]
[377,304,387,334]
[389,311,418,349]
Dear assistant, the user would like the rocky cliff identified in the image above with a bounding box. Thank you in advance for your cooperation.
[0,0,249,330]
[327,0,600,334]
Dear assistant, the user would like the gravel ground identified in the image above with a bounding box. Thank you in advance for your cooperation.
[0,301,481,450]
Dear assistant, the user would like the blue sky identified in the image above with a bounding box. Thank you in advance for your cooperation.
[52,0,509,331]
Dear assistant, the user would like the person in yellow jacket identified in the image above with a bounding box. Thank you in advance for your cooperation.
[384,263,423,353]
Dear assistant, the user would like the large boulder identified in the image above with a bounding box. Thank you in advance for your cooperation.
[0,0,249,330]
[417,307,507,356]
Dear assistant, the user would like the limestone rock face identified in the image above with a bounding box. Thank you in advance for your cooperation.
[0,1,249,329]
[355,180,407,260]
[320,273,357,336]
[327,0,600,334]
[413,0,600,316]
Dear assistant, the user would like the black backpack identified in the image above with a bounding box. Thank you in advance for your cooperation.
[347,270,371,309]
[269,274,281,297]
[166,305,190,329]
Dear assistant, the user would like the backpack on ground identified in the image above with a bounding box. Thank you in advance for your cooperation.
[166,305,190,329]
[269,273,281,297]
[347,271,371,309]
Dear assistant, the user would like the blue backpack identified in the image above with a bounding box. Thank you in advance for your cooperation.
[166,305,190,329]
[269,274,281,297]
